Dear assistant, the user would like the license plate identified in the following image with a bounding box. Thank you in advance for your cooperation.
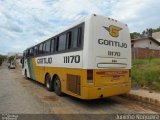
[112,75,120,80]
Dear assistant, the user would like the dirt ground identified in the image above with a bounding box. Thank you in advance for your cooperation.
[0,62,159,114]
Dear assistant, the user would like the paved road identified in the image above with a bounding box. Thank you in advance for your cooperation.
[0,63,159,114]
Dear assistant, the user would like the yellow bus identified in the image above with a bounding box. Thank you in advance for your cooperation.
[22,14,131,100]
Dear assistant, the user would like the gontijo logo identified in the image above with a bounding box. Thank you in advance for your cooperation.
[103,25,122,37]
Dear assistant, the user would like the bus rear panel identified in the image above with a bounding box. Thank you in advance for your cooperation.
[81,15,131,99]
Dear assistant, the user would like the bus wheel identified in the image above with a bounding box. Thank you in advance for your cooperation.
[45,74,54,91]
[54,76,63,96]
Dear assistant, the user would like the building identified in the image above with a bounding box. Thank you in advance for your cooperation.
[7,52,23,58]
[152,31,160,43]
[131,37,160,50]
[131,37,160,59]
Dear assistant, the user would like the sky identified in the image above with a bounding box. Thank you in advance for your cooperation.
[0,0,160,55]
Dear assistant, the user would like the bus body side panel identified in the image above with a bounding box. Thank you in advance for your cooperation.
[22,57,45,83]
[31,58,45,83]
[33,51,83,89]
[27,58,36,80]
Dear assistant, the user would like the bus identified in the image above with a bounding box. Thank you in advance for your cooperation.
[22,14,131,100]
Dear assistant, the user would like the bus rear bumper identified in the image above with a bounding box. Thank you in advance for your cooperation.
[81,82,131,100]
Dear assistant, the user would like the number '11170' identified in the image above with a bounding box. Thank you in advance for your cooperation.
[64,55,80,63]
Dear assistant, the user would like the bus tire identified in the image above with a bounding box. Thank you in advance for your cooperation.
[54,76,63,96]
[45,74,54,91]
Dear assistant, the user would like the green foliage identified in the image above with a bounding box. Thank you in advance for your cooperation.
[8,56,15,63]
[152,26,160,32]
[132,58,160,90]
[130,26,160,39]
[130,32,140,39]
[0,55,7,66]
[0,59,2,66]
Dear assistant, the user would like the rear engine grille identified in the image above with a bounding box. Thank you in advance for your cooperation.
[67,74,81,95]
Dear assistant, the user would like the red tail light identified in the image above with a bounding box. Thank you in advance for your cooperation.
[87,69,93,83]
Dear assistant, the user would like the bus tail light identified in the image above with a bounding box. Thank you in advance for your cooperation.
[87,69,93,83]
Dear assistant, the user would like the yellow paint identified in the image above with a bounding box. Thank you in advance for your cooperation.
[31,58,131,99]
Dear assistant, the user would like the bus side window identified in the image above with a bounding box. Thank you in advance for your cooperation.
[30,48,33,56]
[66,31,72,49]
[77,27,82,47]
[56,37,59,51]
[72,28,78,48]
[51,38,56,53]
[32,48,34,56]
[45,40,51,54]
[58,34,66,51]
[27,49,30,57]
[51,39,54,53]
[34,46,38,56]
[38,44,43,54]
[43,43,46,54]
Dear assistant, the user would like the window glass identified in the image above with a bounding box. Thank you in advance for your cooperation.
[56,37,59,51]
[77,27,82,47]
[30,48,34,56]
[51,38,55,53]
[45,40,51,53]
[51,40,54,53]
[66,32,72,49]
[28,50,30,57]
[29,23,84,55]
[27,49,30,57]
[72,28,78,48]
[58,34,66,51]
[43,43,46,53]
[39,44,43,54]
[34,46,38,56]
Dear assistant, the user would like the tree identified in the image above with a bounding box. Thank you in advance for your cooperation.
[130,32,140,39]
[8,56,15,63]
[0,58,2,66]
[131,26,160,39]
[148,28,153,36]
[142,30,145,37]
[152,26,160,32]
[0,55,7,66]
[142,28,153,37]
